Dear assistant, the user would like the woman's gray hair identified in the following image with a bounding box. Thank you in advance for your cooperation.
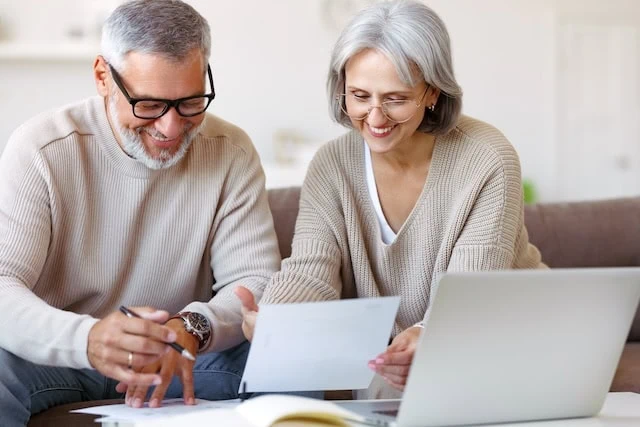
[101,0,211,73]
[327,0,462,135]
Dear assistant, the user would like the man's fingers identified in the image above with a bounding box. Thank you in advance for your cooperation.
[109,347,165,371]
[129,382,151,408]
[234,286,259,312]
[125,384,137,406]
[141,311,169,323]
[180,361,196,406]
[115,381,128,394]
[124,361,162,406]
[148,353,179,407]
[118,334,170,359]
[110,365,161,388]
[89,343,163,376]
[122,317,176,344]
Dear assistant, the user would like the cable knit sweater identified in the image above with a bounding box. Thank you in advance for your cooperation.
[261,116,545,397]
[0,96,280,369]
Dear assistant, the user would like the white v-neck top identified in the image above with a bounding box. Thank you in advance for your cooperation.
[364,142,397,245]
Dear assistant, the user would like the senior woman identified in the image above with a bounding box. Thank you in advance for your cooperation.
[237,0,545,399]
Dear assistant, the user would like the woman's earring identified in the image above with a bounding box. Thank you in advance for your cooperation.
[429,104,436,112]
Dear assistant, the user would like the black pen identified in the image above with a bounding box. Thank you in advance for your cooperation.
[119,306,196,361]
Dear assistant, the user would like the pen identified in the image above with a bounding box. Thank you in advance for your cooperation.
[118,306,196,361]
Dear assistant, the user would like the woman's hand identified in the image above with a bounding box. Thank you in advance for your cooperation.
[235,286,259,342]
[368,325,423,391]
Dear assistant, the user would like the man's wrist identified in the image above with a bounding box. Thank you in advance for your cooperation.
[168,312,212,352]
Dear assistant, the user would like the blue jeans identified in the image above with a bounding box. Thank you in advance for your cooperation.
[0,341,250,427]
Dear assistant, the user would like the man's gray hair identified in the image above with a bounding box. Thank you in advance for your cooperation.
[327,0,463,135]
[101,0,211,73]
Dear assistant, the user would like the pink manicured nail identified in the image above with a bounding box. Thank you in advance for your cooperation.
[375,358,385,364]
[153,376,162,385]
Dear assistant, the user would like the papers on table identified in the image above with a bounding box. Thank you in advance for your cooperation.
[72,398,240,424]
[240,296,401,392]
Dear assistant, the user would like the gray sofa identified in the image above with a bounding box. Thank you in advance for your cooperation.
[28,187,640,426]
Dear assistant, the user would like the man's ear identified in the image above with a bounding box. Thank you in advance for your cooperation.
[94,56,110,97]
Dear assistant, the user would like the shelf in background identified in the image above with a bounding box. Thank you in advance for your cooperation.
[0,41,99,62]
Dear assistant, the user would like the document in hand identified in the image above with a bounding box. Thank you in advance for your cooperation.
[241,296,401,392]
[128,395,377,427]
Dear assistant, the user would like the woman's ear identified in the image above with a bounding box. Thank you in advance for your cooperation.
[427,86,441,108]
[93,56,110,98]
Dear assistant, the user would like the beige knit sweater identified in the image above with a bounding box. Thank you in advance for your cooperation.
[261,116,544,395]
[0,96,280,369]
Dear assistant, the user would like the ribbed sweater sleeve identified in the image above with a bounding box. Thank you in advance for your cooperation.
[0,122,99,368]
[261,155,344,304]
[182,136,281,352]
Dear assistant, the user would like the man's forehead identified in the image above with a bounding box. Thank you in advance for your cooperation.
[117,51,206,91]
[121,50,205,77]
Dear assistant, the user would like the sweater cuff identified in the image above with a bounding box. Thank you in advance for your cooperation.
[73,317,100,369]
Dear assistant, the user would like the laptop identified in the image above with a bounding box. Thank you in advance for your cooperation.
[338,268,640,427]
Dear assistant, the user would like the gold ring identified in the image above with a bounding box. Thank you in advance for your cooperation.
[128,352,133,370]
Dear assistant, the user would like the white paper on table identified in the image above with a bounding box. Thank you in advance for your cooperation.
[119,407,253,427]
[71,398,240,423]
[240,296,401,392]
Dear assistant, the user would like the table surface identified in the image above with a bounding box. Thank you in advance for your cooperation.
[28,392,640,427]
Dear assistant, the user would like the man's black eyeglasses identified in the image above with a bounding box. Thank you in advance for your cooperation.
[108,63,215,120]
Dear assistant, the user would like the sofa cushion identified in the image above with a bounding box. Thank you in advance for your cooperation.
[267,186,301,259]
[524,197,640,341]
[524,197,640,269]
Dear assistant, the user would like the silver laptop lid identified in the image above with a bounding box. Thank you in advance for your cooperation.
[398,268,640,427]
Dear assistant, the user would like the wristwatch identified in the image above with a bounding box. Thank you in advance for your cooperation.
[170,312,211,352]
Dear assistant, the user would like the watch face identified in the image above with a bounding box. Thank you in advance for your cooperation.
[186,312,209,333]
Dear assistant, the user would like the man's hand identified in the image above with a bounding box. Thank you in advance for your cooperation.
[235,286,259,342]
[117,319,199,408]
[87,307,174,390]
[368,325,423,391]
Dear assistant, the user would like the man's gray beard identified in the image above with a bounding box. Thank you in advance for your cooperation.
[108,97,204,170]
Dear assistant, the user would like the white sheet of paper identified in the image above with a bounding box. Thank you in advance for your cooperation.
[118,408,253,427]
[240,296,401,392]
[71,398,239,422]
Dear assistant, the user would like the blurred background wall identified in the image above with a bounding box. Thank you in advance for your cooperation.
[0,0,638,201]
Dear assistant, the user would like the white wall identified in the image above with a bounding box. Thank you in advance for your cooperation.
[1,0,638,201]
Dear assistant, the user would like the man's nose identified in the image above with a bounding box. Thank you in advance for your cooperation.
[153,107,184,139]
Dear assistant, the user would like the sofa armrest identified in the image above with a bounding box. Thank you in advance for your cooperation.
[611,342,640,393]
